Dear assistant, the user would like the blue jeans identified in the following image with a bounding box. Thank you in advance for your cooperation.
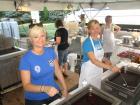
[58,49,68,66]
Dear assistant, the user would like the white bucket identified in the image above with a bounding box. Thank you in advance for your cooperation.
[67,53,77,72]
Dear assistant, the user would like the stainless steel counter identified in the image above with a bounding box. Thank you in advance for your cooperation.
[0,47,27,93]
[117,43,140,50]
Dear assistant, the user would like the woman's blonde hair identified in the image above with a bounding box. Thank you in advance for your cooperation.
[87,19,100,29]
[28,25,47,38]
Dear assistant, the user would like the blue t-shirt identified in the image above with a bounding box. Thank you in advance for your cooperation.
[19,47,60,100]
[82,37,102,62]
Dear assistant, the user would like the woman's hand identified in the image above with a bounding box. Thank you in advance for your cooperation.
[44,86,59,97]
[111,66,120,72]
[103,59,112,65]
[61,89,68,97]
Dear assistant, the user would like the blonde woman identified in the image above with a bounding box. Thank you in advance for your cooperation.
[79,20,120,89]
[19,24,68,105]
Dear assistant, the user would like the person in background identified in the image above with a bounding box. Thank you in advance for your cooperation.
[78,14,88,36]
[79,14,86,28]
[19,24,68,105]
[54,19,69,77]
[101,15,121,64]
[79,20,120,89]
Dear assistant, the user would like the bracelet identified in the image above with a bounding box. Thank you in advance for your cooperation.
[40,85,45,92]
[42,86,45,92]
[40,85,43,92]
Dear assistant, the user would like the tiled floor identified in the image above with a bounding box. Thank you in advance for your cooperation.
[1,71,79,105]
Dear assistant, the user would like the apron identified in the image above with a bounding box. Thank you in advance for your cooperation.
[102,25,115,53]
[79,37,104,89]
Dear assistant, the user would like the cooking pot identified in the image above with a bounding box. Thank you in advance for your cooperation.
[133,41,140,47]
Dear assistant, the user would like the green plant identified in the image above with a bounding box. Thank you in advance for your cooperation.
[43,6,49,22]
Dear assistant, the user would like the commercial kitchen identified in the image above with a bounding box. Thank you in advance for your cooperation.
[0,0,140,105]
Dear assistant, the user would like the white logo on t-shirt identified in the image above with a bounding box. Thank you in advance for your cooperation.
[48,60,54,67]
[96,44,102,50]
[34,65,41,73]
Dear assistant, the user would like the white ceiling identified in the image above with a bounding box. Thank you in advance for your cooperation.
[49,0,137,3]
[5,0,139,3]
[0,0,140,11]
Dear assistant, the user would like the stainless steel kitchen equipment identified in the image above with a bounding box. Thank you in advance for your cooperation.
[56,85,122,105]
[0,48,26,94]
[101,66,140,105]
[133,41,140,47]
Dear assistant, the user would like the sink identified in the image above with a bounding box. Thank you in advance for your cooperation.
[0,47,26,60]
[101,65,140,105]
[56,85,122,105]
[0,47,20,55]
